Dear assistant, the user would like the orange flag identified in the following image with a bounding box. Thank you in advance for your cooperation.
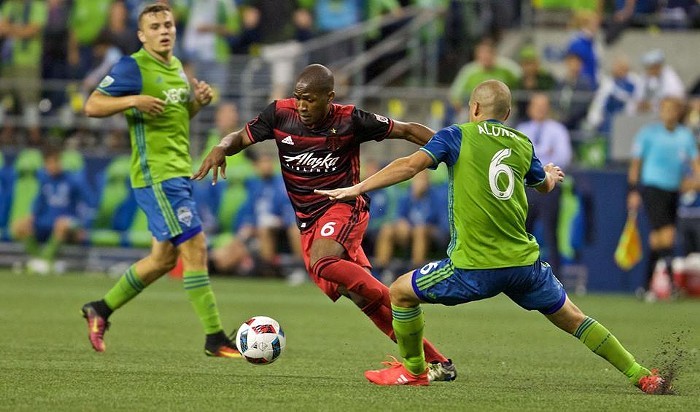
[614,211,643,271]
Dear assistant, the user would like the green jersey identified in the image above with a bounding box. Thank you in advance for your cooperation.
[0,0,47,67]
[420,121,547,269]
[97,48,192,188]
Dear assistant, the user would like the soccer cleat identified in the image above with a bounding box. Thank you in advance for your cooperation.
[81,303,110,352]
[364,356,429,386]
[637,369,666,394]
[204,339,243,359]
[428,359,457,382]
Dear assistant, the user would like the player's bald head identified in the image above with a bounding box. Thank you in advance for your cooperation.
[469,80,512,121]
[296,64,334,94]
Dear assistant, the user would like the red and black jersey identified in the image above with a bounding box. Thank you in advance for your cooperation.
[245,98,394,230]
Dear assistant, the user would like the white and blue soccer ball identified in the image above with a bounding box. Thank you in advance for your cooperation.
[235,316,286,365]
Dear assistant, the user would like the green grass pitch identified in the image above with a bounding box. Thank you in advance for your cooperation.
[1,271,698,411]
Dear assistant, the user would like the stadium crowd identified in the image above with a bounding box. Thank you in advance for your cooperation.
[1,0,700,293]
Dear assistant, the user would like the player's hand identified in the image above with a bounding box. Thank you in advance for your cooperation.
[193,78,213,106]
[132,95,165,116]
[314,186,361,200]
[191,146,227,184]
[627,190,641,212]
[544,163,564,183]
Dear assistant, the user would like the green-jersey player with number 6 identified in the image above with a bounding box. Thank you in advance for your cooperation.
[315,80,666,393]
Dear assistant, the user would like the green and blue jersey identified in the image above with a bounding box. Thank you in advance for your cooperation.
[420,120,546,269]
[97,48,192,188]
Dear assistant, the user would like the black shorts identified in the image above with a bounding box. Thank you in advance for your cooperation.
[641,186,679,230]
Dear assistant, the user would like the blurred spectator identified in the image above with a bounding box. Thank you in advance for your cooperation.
[99,1,139,56]
[0,0,47,146]
[234,152,301,278]
[553,51,596,130]
[605,0,659,45]
[373,170,446,282]
[241,0,314,100]
[67,0,112,79]
[634,49,685,114]
[361,159,398,280]
[448,38,520,121]
[517,93,572,276]
[585,55,641,135]
[627,97,699,300]
[182,0,240,93]
[10,144,92,274]
[81,32,124,95]
[512,45,556,123]
[685,96,700,137]
[42,0,71,113]
[565,10,602,88]
[312,0,363,34]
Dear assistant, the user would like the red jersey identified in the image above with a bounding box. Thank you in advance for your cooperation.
[245,99,394,230]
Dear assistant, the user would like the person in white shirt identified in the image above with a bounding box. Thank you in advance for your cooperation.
[634,49,685,114]
[517,93,573,275]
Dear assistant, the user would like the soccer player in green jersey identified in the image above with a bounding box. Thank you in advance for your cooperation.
[80,3,240,358]
[316,80,665,393]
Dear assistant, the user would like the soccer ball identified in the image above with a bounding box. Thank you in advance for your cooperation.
[235,316,286,365]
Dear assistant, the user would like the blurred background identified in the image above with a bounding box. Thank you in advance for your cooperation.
[2,0,700,297]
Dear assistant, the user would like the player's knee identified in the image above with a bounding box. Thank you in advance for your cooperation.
[389,274,417,306]
[152,250,179,272]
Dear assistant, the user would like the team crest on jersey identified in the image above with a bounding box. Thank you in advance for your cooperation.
[374,114,389,124]
[99,75,115,88]
[326,136,341,151]
[177,206,193,227]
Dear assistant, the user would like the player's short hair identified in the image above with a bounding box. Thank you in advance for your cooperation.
[470,80,511,120]
[296,64,334,94]
[138,3,172,28]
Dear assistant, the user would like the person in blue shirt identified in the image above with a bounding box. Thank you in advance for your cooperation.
[233,152,301,278]
[627,97,700,299]
[374,170,447,282]
[11,145,92,274]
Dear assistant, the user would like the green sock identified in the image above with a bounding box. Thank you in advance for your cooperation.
[24,235,40,257]
[40,235,61,261]
[391,304,426,375]
[104,265,145,311]
[183,270,223,334]
[574,317,649,384]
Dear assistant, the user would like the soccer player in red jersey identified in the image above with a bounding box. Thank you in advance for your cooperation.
[193,64,456,381]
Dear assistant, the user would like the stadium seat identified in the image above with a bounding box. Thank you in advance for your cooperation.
[6,149,43,240]
[0,152,14,239]
[210,179,249,248]
[89,155,138,247]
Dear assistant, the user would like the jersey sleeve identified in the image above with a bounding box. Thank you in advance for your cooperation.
[419,125,461,168]
[96,56,142,96]
[525,150,547,187]
[352,108,394,143]
[246,102,277,143]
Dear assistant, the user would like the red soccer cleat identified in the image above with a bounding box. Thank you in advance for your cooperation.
[81,303,110,352]
[205,341,243,359]
[364,356,429,386]
[637,369,666,394]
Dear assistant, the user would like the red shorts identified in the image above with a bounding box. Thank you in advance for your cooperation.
[301,202,371,301]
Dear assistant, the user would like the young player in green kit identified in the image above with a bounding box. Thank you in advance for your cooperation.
[81,3,239,358]
[316,80,665,393]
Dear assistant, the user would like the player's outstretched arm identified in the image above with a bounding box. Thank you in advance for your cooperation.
[388,120,435,146]
[191,128,254,184]
[316,151,434,200]
[535,163,565,194]
[84,90,165,118]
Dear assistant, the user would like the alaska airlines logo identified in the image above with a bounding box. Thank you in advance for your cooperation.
[162,88,189,104]
[282,152,340,172]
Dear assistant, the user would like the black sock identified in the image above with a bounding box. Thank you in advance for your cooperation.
[92,300,113,319]
[644,250,660,290]
[205,330,228,348]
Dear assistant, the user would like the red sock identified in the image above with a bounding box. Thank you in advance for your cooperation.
[312,256,448,363]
